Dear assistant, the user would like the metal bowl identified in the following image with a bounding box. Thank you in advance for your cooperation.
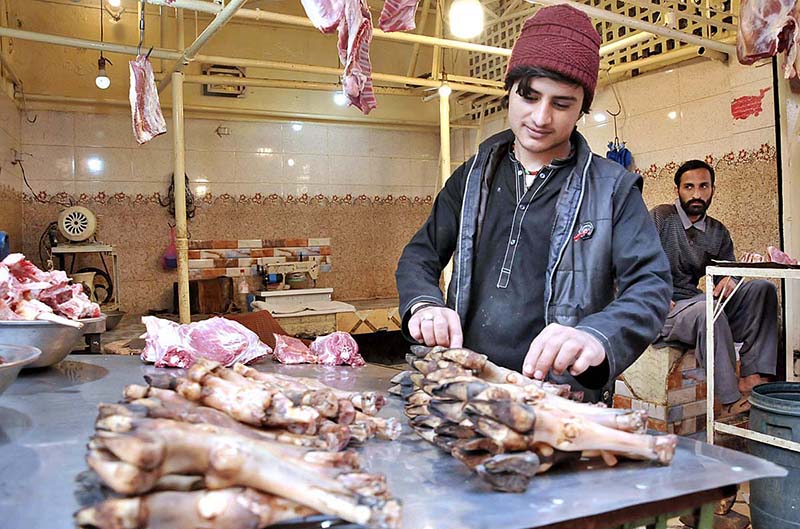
[0,344,42,395]
[0,316,105,368]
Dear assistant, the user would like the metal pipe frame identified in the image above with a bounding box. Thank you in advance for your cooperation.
[181,73,418,96]
[172,71,190,324]
[145,0,513,57]
[158,0,249,92]
[529,0,735,55]
[0,27,505,97]
[705,265,800,453]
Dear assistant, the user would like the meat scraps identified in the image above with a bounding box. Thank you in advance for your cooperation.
[737,0,800,78]
[273,334,318,365]
[129,55,167,144]
[0,253,101,321]
[273,332,364,366]
[140,316,271,368]
[311,331,365,366]
[741,246,798,265]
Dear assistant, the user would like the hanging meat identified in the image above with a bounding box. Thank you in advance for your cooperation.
[129,54,167,144]
[392,346,678,492]
[300,0,419,114]
[378,0,421,32]
[737,0,800,78]
[338,0,377,113]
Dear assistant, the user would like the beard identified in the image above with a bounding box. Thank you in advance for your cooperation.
[680,196,712,217]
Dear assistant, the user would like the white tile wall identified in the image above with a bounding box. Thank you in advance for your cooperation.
[580,58,777,183]
[20,112,441,198]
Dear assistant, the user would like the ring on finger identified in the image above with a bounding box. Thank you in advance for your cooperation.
[420,313,435,322]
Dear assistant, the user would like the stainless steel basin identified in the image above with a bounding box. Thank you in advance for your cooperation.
[0,315,106,368]
[0,344,42,395]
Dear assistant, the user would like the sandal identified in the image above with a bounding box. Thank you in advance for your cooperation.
[718,396,751,418]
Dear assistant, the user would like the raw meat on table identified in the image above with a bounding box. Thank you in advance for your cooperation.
[0,253,101,321]
[310,331,365,366]
[140,316,271,368]
[129,55,167,144]
[273,334,317,364]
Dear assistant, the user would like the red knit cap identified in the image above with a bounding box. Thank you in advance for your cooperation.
[507,5,601,108]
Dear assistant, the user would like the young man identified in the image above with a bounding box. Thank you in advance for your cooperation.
[395,5,672,403]
[651,160,777,415]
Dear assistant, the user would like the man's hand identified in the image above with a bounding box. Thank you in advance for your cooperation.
[522,324,606,380]
[409,306,463,348]
[713,276,736,300]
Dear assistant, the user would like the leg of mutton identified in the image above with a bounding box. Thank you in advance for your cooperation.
[526,407,677,464]
[88,417,401,529]
[353,411,401,441]
[74,487,319,529]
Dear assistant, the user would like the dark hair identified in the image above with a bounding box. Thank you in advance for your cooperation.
[503,66,591,114]
[674,159,715,187]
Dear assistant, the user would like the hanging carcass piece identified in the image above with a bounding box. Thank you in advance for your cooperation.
[129,55,167,144]
[299,0,377,113]
[378,0,421,32]
[737,0,800,78]
[338,0,377,113]
[75,487,319,529]
[87,416,401,529]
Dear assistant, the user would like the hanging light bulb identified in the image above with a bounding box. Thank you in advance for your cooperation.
[448,0,484,39]
[107,0,121,6]
[96,56,111,90]
[438,83,452,98]
[333,92,348,106]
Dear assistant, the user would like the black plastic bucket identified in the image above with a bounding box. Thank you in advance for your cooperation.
[748,382,800,529]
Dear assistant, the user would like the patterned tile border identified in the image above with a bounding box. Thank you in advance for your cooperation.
[638,143,777,180]
[22,191,435,207]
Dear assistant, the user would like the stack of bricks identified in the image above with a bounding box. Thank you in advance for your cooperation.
[613,344,707,437]
[187,238,332,280]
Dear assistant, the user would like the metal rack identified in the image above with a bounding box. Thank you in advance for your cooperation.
[51,243,120,311]
[705,264,800,452]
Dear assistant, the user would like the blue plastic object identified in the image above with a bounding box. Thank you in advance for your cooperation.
[607,141,633,169]
[0,231,9,261]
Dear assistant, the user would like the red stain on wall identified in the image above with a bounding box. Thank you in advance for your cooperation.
[731,87,771,120]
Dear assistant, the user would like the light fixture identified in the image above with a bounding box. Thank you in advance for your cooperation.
[448,0,484,39]
[104,0,124,22]
[333,92,348,106]
[667,110,678,120]
[95,0,112,89]
[291,123,303,132]
[593,112,608,123]
[438,84,452,98]
[96,56,111,90]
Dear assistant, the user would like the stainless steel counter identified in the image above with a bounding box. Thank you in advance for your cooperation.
[0,355,787,529]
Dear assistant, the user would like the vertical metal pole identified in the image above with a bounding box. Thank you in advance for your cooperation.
[776,60,800,382]
[172,72,190,324]
[439,88,451,189]
[406,0,432,78]
[432,0,442,81]
[176,7,185,50]
[439,87,452,289]
[706,273,715,444]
